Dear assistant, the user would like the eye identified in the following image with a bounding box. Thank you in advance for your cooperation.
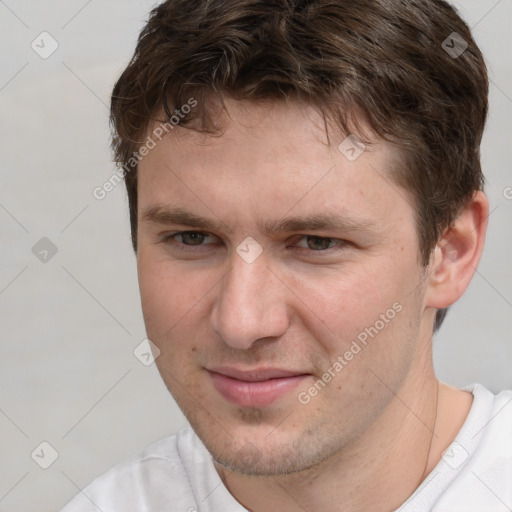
[294,235,345,252]
[296,236,337,251]
[162,231,218,248]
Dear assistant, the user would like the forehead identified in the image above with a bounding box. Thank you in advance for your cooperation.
[149,99,375,156]
[138,99,411,229]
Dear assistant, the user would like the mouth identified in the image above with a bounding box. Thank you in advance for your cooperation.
[207,366,311,407]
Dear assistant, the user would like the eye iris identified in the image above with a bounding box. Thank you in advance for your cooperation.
[307,236,332,250]
[183,232,205,245]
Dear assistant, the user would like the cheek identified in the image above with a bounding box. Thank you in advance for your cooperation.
[293,253,421,374]
[137,254,213,342]
[286,266,388,350]
[138,256,215,388]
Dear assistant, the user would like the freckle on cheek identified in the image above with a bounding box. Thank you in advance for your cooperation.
[191,346,197,352]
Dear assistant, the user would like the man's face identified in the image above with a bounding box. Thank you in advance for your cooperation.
[137,99,432,476]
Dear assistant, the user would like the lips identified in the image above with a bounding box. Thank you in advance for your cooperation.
[207,366,310,407]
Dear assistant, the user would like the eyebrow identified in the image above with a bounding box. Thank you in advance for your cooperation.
[140,206,377,236]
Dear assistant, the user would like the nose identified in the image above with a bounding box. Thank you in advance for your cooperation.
[210,248,290,350]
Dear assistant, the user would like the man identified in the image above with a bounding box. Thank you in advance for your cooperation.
[62,0,511,510]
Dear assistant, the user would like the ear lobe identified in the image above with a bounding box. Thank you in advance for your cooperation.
[425,191,489,310]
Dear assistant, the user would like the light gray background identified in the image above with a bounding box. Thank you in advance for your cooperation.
[0,1,510,511]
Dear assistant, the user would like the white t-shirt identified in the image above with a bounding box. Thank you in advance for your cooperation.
[61,383,512,512]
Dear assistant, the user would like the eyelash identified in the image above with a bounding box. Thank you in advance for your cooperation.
[161,230,348,255]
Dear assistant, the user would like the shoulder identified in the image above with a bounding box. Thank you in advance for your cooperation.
[467,384,512,440]
[60,426,205,512]
[469,385,512,477]
[433,384,512,511]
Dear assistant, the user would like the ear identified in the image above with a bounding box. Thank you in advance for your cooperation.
[424,191,489,310]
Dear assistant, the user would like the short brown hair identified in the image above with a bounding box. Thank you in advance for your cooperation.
[110,0,488,331]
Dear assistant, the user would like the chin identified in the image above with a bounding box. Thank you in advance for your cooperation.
[202,426,341,477]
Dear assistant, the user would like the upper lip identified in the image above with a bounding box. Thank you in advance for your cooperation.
[208,366,309,382]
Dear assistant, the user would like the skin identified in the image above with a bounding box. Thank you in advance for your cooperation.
[136,99,488,511]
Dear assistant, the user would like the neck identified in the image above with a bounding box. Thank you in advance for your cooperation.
[215,375,472,512]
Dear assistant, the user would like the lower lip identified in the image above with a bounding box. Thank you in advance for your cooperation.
[209,372,308,407]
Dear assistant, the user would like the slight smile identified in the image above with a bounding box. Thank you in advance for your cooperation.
[207,367,311,407]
